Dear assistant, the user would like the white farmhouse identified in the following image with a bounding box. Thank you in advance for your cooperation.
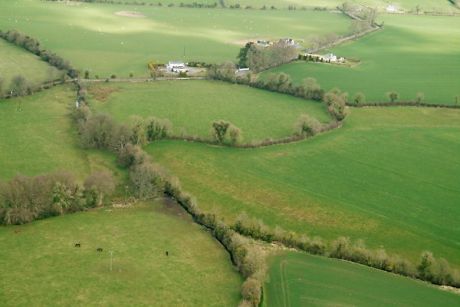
[167,61,187,73]
[323,53,337,62]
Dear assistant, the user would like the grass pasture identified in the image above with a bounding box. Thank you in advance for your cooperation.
[0,0,350,77]
[147,107,460,265]
[267,14,460,104]
[264,252,460,307]
[0,85,121,181]
[0,39,61,95]
[89,80,331,142]
[108,0,458,13]
[0,201,241,306]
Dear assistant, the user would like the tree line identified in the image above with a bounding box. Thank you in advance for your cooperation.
[0,171,115,225]
[233,213,460,289]
[0,29,78,78]
[209,64,348,121]
[73,86,264,306]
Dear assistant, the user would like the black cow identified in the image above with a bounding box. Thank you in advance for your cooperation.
[97,247,103,252]
[75,243,81,248]
[165,251,169,256]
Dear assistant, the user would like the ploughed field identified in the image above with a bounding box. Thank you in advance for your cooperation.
[147,107,460,265]
[264,252,460,307]
[0,0,351,78]
[266,14,460,104]
[88,80,331,142]
[0,201,241,306]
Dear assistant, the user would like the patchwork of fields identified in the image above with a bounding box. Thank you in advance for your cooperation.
[1,0,460,305]
[267,14,460,104]
[0,0,350,77]
[264,252,460,306]
[148,107,460,264]
[89,80,331,142]
[0,202,241,306]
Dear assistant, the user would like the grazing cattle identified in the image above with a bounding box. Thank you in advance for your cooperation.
[97,248,103,252]
[75,243,81,248]
[165,251,169,256]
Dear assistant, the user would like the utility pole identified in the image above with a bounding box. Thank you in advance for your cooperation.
[109,251,113,272]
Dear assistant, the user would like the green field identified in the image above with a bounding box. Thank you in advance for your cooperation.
[0,0,350,78]
[116,0,458,12]
[0,201,241,305]
[0,85,120,180]
[147,107,460,265]
[264,252,460,306]
[89,80,331,142]
[0,39,61,95]
[267,14,460,104]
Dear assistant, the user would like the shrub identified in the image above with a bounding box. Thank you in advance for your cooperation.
[228,124,242,144]
[353,92,366,105]
[324,89,348,120]
[294,114,321,136]
[145,117,172,141]
[129,116,147,146]
[129,162,165,199]
[79,113,116,149]
[83,171,116,207]
[415,92,424,103]
[241,278,262,307]
[387,91,400,102]
[117,143,149,168]
[417,251,436,282]
[211,120,230,143]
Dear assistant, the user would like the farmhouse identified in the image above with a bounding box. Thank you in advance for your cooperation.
[167,61,187,73]
[280,38,301,48]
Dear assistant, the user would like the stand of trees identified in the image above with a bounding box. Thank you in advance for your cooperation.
[237,40,298,72]
[0,171,115,225]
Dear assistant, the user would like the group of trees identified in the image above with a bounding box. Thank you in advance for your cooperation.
[0,171,115,225]
[294,114,322,137]
[75,106,172,151]
[0,29,78,78]
[211,120,241,144]
[237,40,298,72]
[233,213,460,288]
[323,88,349,120]
[73,95,172,200]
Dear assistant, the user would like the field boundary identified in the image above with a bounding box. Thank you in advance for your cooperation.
[349,101,460,109]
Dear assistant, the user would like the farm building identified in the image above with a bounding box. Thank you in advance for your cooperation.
[167,61,187,73]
